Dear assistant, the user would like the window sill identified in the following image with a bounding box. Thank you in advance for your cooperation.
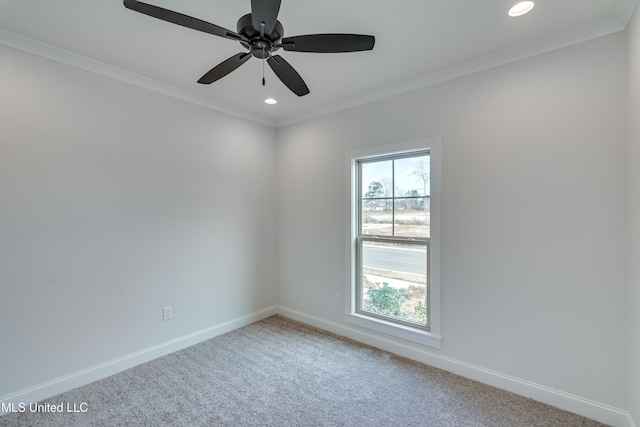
[346,313,442,349]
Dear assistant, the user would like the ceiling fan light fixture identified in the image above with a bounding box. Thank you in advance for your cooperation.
[265,98,277,104]
[508,1,535,17]
[122,0,374,97]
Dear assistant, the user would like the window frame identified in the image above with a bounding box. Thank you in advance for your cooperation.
[345,138,441,349]
[356,151,431,329]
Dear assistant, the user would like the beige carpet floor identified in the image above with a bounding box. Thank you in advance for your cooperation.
[0,315,606,426]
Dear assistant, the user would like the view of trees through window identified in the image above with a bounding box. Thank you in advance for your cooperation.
[358,153,430,327]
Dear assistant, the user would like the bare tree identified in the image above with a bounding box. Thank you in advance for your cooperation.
[411,157,430,195]
[381,177,393,198]
[381,177,393,212]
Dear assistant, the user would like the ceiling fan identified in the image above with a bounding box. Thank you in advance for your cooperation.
[123,0,375,96]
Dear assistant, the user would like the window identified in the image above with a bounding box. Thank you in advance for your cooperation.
[346,139,440,348]
[358,152,430,327]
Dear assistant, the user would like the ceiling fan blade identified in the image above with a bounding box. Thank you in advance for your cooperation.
[251,0,281,35]
[281,34,375,53]
[123,0,243,41]
[267,55,309,97]
[197,53,252,84]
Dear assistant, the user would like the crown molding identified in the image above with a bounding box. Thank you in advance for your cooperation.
[1,10,632,130]
[0,29,277,128]
[276,16,627,128]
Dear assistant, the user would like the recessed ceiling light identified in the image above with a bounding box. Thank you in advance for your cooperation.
[264,98,277,105]
[508,1,534,17]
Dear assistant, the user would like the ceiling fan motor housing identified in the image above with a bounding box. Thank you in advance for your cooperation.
[237,14,284,59]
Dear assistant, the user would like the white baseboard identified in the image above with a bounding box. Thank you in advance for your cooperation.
[1,305,633,427]
[275,306,632,427]
[0,306,277,415]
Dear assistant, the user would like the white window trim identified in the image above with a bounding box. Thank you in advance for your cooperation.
[345,138,441,349]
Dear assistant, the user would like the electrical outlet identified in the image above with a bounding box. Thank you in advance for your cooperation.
[334,293,341,305]
[162,306,172,321]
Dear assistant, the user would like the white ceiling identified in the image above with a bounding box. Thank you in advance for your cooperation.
[0,0,637,127]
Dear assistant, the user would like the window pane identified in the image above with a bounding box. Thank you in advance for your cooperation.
[394,155,429,197]
[394,198,429,238]
[361,160,392,199]
[362,199,392,236]
[360,240,427,326]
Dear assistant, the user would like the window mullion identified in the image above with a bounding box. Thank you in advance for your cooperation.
[357,161,363,236]
[391,159,395,236]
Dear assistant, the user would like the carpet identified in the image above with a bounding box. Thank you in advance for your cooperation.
[0,315,605,426]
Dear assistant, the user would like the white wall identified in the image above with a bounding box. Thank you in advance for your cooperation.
[0,20,634,422]
[628,2,640,424]
[0,44,277,398]
[277,33,629,409]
